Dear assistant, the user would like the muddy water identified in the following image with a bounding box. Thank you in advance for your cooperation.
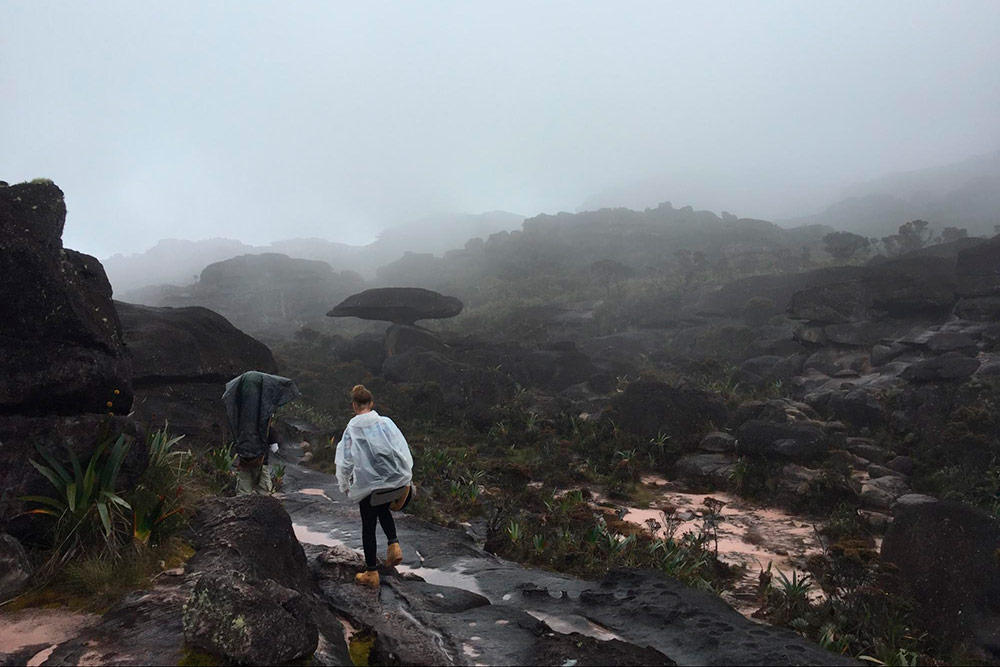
[615,477,825,616]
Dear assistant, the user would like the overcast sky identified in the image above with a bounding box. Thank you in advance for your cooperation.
[2,1,999,258]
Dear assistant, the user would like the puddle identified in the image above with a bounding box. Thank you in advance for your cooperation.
[298,488,332,500]
[293,523,347,548]
[27,645,58,667]
[525,610,621,641]
[0,608,99,653]
[613,488,825,615]
[395,563,485,597]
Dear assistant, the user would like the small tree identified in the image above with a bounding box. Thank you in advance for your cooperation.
[882,220,933,257]
[823,231,871,261]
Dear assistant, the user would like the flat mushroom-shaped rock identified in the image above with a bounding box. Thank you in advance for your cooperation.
[327,288,463,324]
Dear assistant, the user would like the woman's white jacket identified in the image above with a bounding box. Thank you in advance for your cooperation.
[335,411,413,502]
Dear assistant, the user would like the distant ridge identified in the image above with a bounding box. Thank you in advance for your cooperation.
[780,150,1000,237]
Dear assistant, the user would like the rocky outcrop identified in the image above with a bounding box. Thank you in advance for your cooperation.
[385,323,449,356]
[183,495,348,665]
[882,501,1000,661]
[0,180,133,414]
[117,302,278,384]
[955,234,1000,321]
[0,181,149,544]
[117,301,279,441]
[166,252,365,339]
[328,287,463,324]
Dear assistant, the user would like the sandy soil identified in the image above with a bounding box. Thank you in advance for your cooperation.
[0,607,99,653]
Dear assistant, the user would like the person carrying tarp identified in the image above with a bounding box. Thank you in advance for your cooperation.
[335,384,414,587]
[222,370,301,496]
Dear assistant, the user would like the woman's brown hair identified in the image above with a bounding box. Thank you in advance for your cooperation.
[351,384,373,405]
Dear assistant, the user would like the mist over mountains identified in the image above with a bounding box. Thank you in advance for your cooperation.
[780,150,1000,237]
[106,150,1000,302]
[104,210,523,294]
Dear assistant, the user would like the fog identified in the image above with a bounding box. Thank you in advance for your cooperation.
[2,1,999,260]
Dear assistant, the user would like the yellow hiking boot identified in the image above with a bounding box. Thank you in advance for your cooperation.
[354,570,380,587]
[386,542,403,567]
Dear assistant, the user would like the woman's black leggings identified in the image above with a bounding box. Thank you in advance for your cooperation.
[360,494,398,570]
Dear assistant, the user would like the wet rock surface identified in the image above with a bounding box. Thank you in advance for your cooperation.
[280,448,850,666]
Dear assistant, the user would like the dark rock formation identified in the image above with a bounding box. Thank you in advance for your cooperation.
[187,495,314,593]
[788,279,870,324]
[183,495,349,665]
[385,323,448,356]
[0,181,132,414]
[900,352,980,381]
[184,572,319,665]
[167,252,365,339]
[0,533,31,599]
[117,301,279,442]
[882,501,1000,661]
[955,234,1000,321]
[332,332,386,372]
[328,287,463,324]
[117,302,278,384]
[0,414,147,542]
[863,255,957,317]
[738,420,829,462]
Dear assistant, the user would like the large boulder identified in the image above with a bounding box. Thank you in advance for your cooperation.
[183,496,330,664]
[737,420,829,462]
[117,302,279,442]
[385,323,448,356]
[862,255,957,317]
[608,380,729,444]
[328,287,463,324]
[165,253,365,339]
[859,475,911,510]
[333,332,387,372]
[0,414,147,542]
[183,572,318,665]
[116,302,278,384]
[787,280,870,324]
[900,352,980,382]
[0,181,133,414]
[882,501,1000,660]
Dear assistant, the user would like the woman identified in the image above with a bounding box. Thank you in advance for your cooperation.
[335,384,414,587]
